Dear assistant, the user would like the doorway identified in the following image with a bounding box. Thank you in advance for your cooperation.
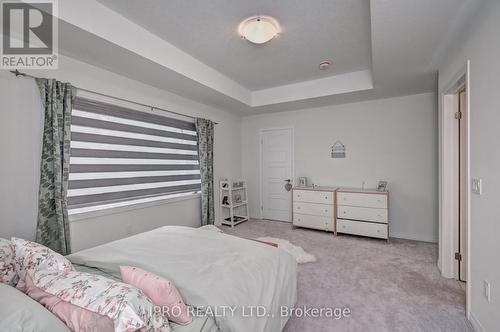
[439,60,470,317]
[456,87,468,282]
[260,128,294,222]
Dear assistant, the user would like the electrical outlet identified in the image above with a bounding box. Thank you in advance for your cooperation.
[483,280,491,302]
[472,178,482,195]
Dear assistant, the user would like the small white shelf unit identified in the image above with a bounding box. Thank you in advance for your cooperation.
[220,179,249,227]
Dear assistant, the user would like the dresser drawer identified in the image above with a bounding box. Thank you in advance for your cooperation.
[337,219,388,239]
[293,190,334,204]
[294,202,334,217]
[337,192,387,209]
[337,206,387,223]
[325,218,335,232]
[293,213,334,232]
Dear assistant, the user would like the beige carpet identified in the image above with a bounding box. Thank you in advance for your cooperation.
[223,219,473,332]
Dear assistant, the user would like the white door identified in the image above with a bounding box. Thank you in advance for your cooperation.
[458,88,468,282]
[261,128,293,222]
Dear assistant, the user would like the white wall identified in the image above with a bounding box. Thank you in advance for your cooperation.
[242,93,438,242]
[438,1,500,330]
[0,76,43,242]
[0,54,241,252]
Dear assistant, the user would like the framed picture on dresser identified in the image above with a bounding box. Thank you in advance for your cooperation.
[377,181,388,192]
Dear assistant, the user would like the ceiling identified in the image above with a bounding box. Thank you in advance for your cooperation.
[96,0,372,91]
[49,0,475,114]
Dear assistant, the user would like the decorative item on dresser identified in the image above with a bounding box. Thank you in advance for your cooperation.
[336,188,389,241]
[292,187,337,234]
[220,179,249,227]
[298,177,309,187]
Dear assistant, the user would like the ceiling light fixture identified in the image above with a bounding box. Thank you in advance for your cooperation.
[238,16,280,44]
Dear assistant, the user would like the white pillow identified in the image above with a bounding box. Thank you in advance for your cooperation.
[0,238,18,286]
[0,283,70,332]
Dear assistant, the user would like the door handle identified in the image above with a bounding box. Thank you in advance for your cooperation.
[284,179,292,192]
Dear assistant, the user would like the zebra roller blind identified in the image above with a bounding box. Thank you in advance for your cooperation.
[68,97,201,212]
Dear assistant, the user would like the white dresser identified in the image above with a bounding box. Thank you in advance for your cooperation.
[292,187,337,234]
[336,188,389,240]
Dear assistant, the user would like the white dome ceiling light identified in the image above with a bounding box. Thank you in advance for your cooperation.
[238,16,280,44]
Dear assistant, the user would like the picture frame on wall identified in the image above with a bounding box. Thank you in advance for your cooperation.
[298,177,308,187]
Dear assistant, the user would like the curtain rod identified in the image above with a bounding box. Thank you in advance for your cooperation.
[9,69,218,124]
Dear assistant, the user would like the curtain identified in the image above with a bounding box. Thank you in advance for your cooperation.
[195,118,215,226]
[35,78,75,255]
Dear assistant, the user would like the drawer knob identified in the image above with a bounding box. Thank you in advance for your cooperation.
[297,206,301,209]
[342,225,346,228]
[325,209,328,212]
[343,211,346,214]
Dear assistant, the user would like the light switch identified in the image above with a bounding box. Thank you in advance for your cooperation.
[472,178,482,195]
[484,280,491,302]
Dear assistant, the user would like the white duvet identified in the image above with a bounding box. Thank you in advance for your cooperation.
[67,226,297,332]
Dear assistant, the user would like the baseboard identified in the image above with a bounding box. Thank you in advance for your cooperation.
[469,312,485,332]
[389,231,438,243]
[251,221,438,243]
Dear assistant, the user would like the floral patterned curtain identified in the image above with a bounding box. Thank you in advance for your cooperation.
[35,78,75,255]
[195,118,215,226]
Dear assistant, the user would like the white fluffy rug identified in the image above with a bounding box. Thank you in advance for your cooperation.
[199,225,223,232]
[200,226,316,264]
[256,237,317,264]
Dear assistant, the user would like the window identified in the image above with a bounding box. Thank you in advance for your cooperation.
[68,97,201,215]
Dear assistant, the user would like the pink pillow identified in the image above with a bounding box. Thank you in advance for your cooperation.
[24,274,114,332]
[120,266,192,326]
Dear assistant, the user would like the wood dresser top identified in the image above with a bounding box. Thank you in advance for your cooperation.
[292,187,389,194]
[337,187,389,195]
[292,186,338,192]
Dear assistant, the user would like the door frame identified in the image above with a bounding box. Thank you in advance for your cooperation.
[439,60,470,318]
[259,127,295,221]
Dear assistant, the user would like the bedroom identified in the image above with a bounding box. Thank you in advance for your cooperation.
[0,0,498,331]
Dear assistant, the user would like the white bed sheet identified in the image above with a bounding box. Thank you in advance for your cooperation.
[68,226,297,332]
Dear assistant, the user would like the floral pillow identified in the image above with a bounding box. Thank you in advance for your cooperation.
[0,238,18,286]
[24,273,115,331]
[11,238,74,290]
[32,269,171,332]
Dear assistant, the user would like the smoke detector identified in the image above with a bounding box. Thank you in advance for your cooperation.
[319,60,332,70]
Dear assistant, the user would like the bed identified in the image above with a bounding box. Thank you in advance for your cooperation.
[67,226,298,332]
